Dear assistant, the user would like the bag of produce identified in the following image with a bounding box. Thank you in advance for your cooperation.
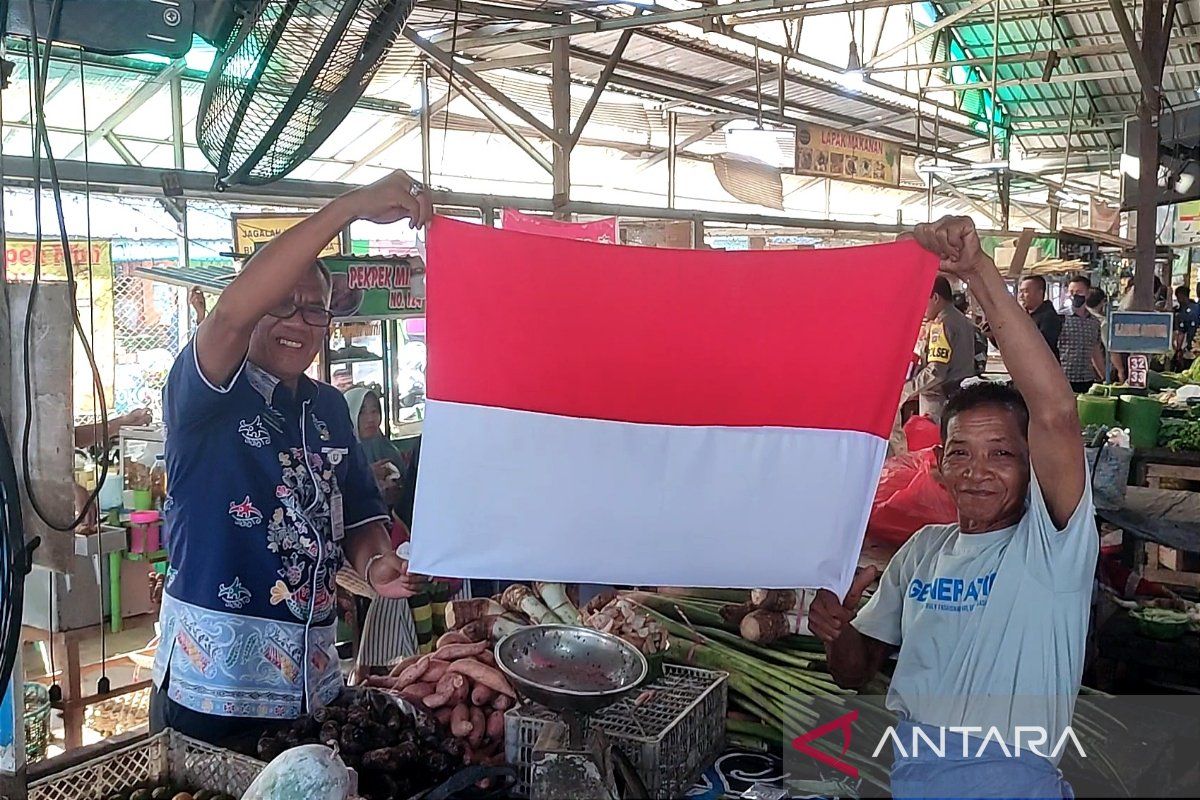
[867,448,957,545]
[241,744,351,800]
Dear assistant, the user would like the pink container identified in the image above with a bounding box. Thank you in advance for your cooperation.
[129,510,161,554]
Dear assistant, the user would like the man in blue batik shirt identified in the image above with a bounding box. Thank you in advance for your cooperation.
[150,170,432,746]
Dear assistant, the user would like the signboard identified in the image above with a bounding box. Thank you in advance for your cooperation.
[324,256,424,319]
[232,213,341,258]
[1108,311,1173,353]
[501,208,618,243]
[794,122,899,187]
[4,238,112,281]
[1127,354,1149,389]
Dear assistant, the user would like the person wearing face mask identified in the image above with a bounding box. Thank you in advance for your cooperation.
[150,170,433,747]
[1058,275,1104,393]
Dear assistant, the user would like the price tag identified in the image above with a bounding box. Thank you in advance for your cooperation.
[1128,354,1149,389]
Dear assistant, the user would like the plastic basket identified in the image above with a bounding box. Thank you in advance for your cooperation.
[24,683,51,763]
[28,729,266,800]
[504,664,727,799]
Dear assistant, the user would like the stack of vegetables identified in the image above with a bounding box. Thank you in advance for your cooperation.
[364,638,513,768]
[437,583,671,658]
[630,590,1130,795]
[1157,404,1200,451]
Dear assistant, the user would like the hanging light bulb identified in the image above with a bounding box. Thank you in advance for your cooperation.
[841,39,864,91]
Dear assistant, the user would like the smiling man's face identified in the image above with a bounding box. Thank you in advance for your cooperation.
[247,266,332,384]
[937,405,1031,534]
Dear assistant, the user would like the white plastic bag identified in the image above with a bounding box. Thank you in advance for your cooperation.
[241,744,351,800]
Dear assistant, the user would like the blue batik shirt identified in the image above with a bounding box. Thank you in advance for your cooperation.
[152,341,388,719]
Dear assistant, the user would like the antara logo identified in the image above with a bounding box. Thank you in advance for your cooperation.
[791,712,1087,778]
[791,710,860,779]
[872,726,1087,761]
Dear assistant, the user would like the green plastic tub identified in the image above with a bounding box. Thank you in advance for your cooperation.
[1078,395,1118,427]
[1117,395,1163,449]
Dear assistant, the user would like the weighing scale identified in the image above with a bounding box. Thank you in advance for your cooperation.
[496,625,651,800]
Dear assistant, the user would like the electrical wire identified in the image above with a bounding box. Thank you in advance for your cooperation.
[437,0,463,173]
[21,0,111,533]
[0,16,38,708]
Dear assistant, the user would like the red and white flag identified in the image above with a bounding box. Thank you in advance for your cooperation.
[411,218,937,594]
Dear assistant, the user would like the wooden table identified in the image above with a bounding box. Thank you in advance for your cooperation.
[1130,447,1200,487]
[1098,486,1200,590]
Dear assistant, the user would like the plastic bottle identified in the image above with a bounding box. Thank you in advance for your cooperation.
[150,454,167,511]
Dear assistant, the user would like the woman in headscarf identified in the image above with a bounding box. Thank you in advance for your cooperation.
[344,386,407,507]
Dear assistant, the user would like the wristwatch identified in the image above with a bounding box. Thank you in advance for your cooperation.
[409,179,425,198]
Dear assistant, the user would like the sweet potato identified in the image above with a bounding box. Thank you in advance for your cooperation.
[423,691,452,709]
[433,641,490,661]
[388,653,422,678]
[394,655,431,687]
[491,694,513,712]
[423,659,451,683]
[437,672,470,706]
[434,707,454,727]
[485,709,505,743]
[468,705,486,747]
[450,702,473,738]
[478,650,496,667]
[447,659,516,698]
[398,681,436,704]
[471,684,495,707]
[437,630,471,648]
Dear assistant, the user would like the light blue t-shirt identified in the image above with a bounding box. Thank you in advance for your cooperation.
[853,468,1098,762]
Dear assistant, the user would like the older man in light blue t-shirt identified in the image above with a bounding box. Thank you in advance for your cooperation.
[809,216,1098,800]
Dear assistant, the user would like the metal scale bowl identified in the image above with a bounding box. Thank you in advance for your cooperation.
[496,625,650,799]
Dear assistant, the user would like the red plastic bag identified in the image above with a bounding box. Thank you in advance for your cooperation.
[867,448,958,545]
[903,414,941,451]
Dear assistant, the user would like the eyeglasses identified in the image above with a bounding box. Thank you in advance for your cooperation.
[267,303,334,327]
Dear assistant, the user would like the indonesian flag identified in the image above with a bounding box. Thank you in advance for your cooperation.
[411,218,937,594]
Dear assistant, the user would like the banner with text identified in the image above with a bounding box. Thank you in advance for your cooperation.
[324,256,425,319]
[501,208,618,243]
[5,238,112,281]
[794,122,899,187]
[232,213,341,258]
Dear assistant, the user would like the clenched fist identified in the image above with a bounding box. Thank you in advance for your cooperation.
[807,566,879,644]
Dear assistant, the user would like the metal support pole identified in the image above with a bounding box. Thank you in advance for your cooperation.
[988,0,1000,158]
[999,135,1011,230]
[427,62,553,174]
[170,72,190,343]
[1134,0,1166,310]
[420,61,432,187]
[551,33,571,219]
[692,215,705,249]
[667,111,677,209]
[170,75,184,170]
[776,59,786,120]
